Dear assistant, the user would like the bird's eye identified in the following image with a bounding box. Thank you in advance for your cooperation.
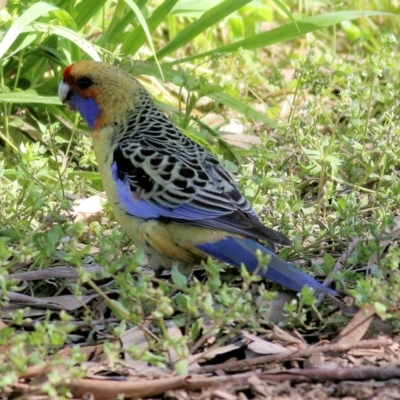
[76,76,94,90]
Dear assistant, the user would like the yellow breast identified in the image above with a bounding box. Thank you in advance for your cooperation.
[92,126,145,246]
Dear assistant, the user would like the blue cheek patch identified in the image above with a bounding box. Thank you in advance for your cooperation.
[70,94,100,130]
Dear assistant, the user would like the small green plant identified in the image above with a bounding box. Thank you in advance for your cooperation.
[0,0,400,396]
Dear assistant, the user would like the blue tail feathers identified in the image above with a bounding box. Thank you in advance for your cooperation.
[197,237,337,296]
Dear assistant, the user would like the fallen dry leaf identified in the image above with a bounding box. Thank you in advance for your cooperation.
[219,133,262,149]
[165,321,201,371]
[242,331,296,355]
[40,294,99,311]
[271,325,307,346]
[193,340,245,364]
[332,304,376,345]
[120,326,166,375]
[71,195,104,222]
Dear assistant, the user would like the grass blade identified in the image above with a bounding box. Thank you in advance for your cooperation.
[121,0,179,55]
[123,0,164,79]
[210,92,279,128]
[126,61,278,127]
[164,10,395,64]
[0,93,60,104]
[0,2,58,60]
[24,24,101,62]
[272,0,298,29]
[73,0,108,30]
[151,0,253,60]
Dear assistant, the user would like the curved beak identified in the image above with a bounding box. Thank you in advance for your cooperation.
[58,80,71,104]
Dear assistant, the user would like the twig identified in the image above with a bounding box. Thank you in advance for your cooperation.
[192,337,392,374]
[5,264,104,282]
[68,376,186,400]
[262,367,400,382]
[46,366,400,400]
[323,237,359,288]
[13,318,120,329]
[4,292,64,311]
[186,367,400,388]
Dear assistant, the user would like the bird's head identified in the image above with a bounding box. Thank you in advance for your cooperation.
[58,61,143,131]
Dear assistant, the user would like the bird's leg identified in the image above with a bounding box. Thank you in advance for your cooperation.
[139,220,195,275]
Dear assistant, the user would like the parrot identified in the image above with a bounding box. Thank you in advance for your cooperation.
[58,61,336,296]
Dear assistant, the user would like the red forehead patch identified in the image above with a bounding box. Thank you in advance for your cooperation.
[62,64,75,82]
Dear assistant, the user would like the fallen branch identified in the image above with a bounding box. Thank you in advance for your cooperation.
[261,367,400,382]
[5,264,104,282]
[65,366,400,399]
[193,337,392,373]
[186,367,400,388]
[68,376,186,400]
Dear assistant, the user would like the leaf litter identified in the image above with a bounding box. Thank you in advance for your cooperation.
[3,128,400,399]
[2,226,400,400]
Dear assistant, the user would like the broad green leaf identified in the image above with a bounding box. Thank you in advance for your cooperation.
[0,93,60,104]
[163,10,395,64]
[72,0,108,29]
[273,0,298,30]
[171,0,222,16]
[121,0,178,55]
[174,359,188,375]
[23,23,101,61]
[210,92,279,128]
[100,0,148,46]
[171,266,188,290]
[153,0,253,60]
[124,0,164,79]
[189,318,203,341]
[0,2,58,60]
[3,33,38,60]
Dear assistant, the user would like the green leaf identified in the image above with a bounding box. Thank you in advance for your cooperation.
[272,0,298,30]
[100,0,149,47]
[0,93,60,104]
[123,0,164,79]
[73,0,108,29]
[171,266,188,290]
[108,299,130,320]
[189,318,203,341]
[0,2,58,60]
[164,10,396,64]
[210,92,279,128]
[323,253,335,272]
[171,0,222,17]
[152,0,253,60]
[174,359,189,375]
[121,0,178,55]
[3,33,38,60]
[24,23,101,62]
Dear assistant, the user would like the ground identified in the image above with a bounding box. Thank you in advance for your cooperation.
[1,1,400,399]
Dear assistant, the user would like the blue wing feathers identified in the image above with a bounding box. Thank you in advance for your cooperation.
[61,62,335,296]
[197,237,337,296]
[114,154,336,295]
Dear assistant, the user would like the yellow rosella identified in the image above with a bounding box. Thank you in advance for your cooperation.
[58,61,336,295]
